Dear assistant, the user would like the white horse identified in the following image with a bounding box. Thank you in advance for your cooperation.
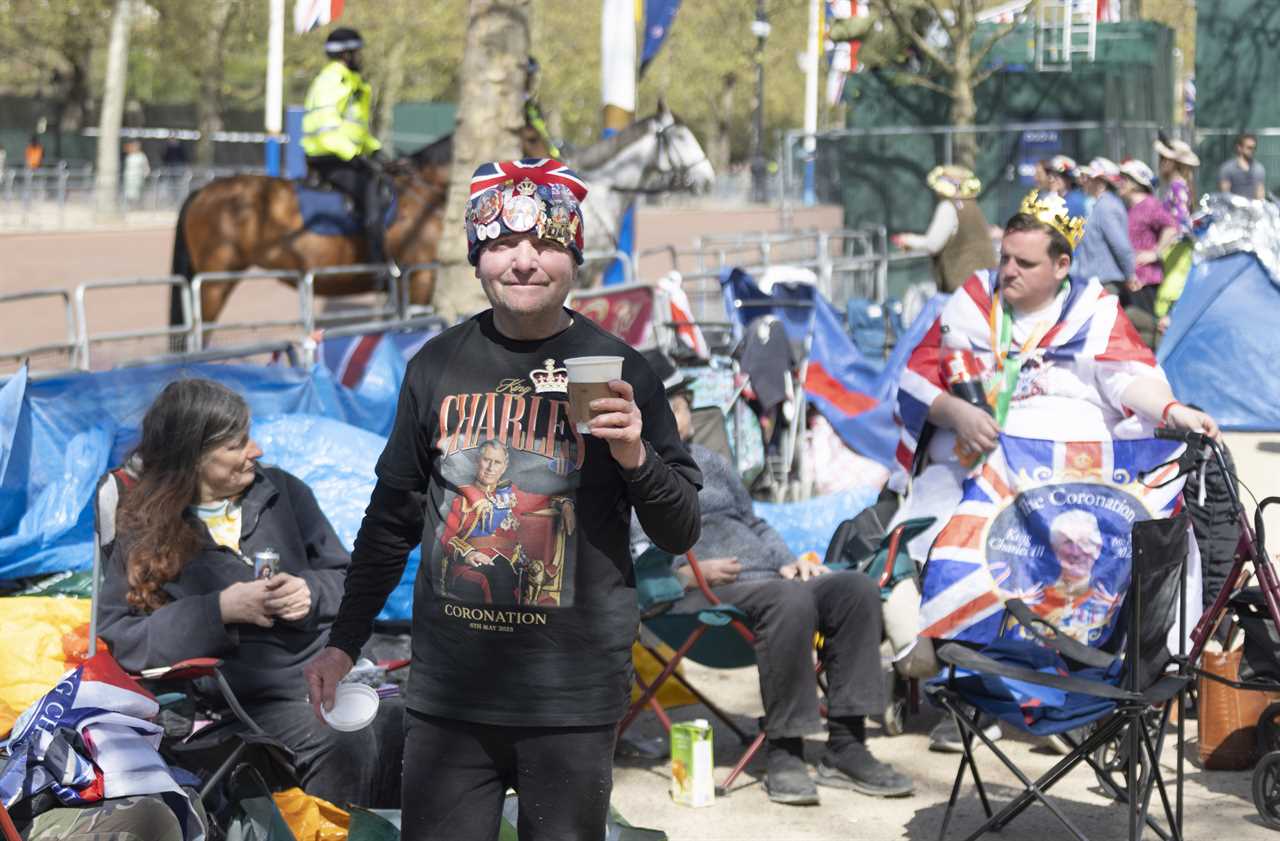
[570,103,715,270]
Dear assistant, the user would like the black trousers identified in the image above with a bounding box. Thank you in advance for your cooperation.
[674,569,885,737]
[400,710,616,841]
[241,696,405,809]
[306,154,384,260]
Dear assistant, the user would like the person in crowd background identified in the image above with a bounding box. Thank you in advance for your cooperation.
[1116,158,1179,346]
[891,165,996,294]
[1153,136,1202,338]
[1044,155,1089,218]
[1218,131,1266,200]
[1071,157,1137,292]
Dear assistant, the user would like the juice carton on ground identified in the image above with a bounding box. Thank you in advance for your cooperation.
[670,719,714,807]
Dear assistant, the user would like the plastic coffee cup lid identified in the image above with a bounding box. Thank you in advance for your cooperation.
[563,355,623,382]
[322,682,379,732]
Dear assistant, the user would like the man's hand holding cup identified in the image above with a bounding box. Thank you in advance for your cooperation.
[564,356,645,469]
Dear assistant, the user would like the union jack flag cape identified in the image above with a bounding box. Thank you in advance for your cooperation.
[895,271,1157,478]
[0,652,203,839]
[918,433,1186,646]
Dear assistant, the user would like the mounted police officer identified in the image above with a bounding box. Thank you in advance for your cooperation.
[302,27,387,263]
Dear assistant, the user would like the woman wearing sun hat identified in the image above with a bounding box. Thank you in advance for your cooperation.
[891,164,996,293]
[1154,134,1200,233]
[1116,158,1178,346]
[1152,136,1201,339]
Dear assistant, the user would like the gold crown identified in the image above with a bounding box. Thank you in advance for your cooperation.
[1018,190,1086,250]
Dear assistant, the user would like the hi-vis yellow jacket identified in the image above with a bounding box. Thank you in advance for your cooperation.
[301,60,381,160]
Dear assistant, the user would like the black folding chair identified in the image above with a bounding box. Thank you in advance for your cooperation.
[926,513,1191,841]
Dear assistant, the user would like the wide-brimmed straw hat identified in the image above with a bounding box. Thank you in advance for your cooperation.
[926,165,981,199]
[1153,137,1200,167]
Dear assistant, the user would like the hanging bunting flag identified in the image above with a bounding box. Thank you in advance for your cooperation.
[640,0,683,76]
[294,0,346,35]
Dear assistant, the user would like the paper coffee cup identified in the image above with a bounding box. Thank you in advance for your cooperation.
[322,682,380,732]
[564,356,624,434]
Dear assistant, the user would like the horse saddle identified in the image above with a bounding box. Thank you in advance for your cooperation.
[291,179,398,237]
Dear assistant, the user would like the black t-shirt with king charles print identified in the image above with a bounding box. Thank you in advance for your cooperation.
[362,309,702,727]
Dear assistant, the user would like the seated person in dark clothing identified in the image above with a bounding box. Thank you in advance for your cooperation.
[631,351,913,805]
[98,378,403,808]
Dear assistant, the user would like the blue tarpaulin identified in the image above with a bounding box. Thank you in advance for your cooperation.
[1,335,882,622]
[1158,252,1280,431]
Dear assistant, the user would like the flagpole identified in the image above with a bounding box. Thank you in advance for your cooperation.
[264,0,285,176]
[601,0,636,286]
[802,0,820,206]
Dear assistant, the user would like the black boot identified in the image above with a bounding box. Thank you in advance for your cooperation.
[764,737,819,806]
[817,741,914,798]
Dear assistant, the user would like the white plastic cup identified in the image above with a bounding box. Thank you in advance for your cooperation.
[321,682,380,732]
[563,355,624,434]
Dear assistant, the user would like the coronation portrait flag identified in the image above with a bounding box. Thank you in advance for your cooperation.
[917,433,1185,646]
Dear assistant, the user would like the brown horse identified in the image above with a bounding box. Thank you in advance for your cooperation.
[168,129,550,335]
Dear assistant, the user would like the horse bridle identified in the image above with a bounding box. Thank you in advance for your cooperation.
[614,121,709,195]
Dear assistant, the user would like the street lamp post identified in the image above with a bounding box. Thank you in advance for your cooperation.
[750,1,770,203]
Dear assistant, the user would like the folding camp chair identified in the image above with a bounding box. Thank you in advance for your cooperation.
[620,547,818,796]
[926,513,1191,841]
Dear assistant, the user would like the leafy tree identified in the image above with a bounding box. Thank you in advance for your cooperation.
[0,0,113,144]
[863,0,1031,169]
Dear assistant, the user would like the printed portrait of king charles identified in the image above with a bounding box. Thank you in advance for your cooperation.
[440,438,576,607]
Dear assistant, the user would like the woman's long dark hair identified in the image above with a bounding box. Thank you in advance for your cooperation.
[120,378,250,611]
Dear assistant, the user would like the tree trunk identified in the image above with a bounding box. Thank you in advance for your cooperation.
[94,0,132,217]
[195,0,234,167]
[708,72,736,175]
[432,0,531,322]
[949,5,978,171]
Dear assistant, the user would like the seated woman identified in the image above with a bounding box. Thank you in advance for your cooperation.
[98,378,402,808]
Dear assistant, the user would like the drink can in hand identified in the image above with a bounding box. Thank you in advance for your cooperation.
[253,548,280,579]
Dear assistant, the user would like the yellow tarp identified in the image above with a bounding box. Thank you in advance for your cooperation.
[273,787,350,841]
[0,597,96,736]
[630,641,697,707]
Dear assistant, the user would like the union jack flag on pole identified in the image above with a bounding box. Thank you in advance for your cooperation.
[294,0,345,34]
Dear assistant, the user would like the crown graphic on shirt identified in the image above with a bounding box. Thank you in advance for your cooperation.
[530,359,568,393]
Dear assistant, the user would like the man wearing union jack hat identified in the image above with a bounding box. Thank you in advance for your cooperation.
[306,159,703,839]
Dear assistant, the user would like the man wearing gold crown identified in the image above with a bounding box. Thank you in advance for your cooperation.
[303,158,702,839]
[891,190,1218,752]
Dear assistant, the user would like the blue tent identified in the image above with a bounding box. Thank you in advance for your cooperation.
[1158,252,1280,431]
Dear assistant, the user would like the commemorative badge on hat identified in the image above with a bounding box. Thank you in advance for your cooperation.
[466,159,589,265]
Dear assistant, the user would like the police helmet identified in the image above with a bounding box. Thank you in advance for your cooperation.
[325,28,364,55]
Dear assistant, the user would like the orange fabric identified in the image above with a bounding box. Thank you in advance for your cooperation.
[272,788,350,841]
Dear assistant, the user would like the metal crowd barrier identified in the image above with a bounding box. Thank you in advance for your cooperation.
[581,248,638,287]
[0,289,81,374]
[189,269,307,353]
[74,276,192,369]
